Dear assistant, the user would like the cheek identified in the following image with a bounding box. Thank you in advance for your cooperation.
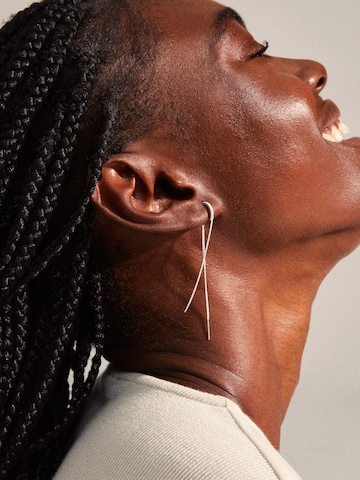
[234,82,318,162]
[199,72,360,248]
[218,149,360,252]
[213,89,319,201]
[208,111,346,246]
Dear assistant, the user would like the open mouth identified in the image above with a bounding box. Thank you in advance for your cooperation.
[322,120,350,143]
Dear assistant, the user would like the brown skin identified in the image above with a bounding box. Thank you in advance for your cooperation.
[91,0,360,448]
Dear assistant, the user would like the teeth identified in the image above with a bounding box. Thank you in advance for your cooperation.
[322,132,338,143]
[322,120,350,143]
[338,121,350,135]
[331,124,343,142]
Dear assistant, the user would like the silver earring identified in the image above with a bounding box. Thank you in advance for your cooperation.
[184,201,214,340]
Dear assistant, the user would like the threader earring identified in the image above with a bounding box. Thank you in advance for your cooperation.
[184,201,214,340]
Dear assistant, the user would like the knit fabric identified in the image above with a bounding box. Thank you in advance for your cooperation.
[54,368,302,479]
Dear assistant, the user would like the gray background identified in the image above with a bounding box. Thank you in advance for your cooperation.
[2,1,360,478]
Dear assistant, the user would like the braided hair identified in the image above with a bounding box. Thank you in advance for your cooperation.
[0,0,161,477]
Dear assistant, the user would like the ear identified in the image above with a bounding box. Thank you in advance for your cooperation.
[91,153,222,232]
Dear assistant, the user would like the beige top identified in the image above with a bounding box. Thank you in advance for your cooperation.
[54,368,302,479]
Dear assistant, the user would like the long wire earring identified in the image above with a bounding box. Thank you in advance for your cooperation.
[184,201,214,340]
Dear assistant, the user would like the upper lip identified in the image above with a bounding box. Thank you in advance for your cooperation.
[319,99,341,134]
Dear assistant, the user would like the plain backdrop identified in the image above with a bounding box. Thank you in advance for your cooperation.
[2,1,360,479]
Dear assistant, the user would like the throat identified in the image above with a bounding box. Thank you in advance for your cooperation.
[104,245,324,450]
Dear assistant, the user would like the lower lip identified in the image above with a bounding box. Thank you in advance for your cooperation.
[341,137,360,148]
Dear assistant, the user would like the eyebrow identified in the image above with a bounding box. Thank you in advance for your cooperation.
[215,7,246,37]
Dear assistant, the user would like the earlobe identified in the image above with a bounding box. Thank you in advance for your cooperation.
[91,154,223,232]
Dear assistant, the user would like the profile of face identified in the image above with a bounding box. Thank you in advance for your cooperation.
[120,0,360,254]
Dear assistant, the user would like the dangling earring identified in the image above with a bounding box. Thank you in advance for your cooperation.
[184,201,214,340]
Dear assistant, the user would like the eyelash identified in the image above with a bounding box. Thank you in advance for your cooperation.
[252,41,269,58]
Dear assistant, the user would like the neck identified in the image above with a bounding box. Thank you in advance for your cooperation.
[104,230,358,449]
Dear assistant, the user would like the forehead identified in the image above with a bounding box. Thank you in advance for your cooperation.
[137,0,250,81]
[128,0,251,156]
[141,0,245,39]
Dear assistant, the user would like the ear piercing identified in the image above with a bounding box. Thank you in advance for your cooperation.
[184,201,214,340]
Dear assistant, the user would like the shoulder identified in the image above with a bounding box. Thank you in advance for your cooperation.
[54,369,302,480]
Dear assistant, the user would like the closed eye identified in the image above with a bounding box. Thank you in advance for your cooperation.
[252,41,269,58]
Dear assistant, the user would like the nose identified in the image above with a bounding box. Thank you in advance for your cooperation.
[272,58,327,94]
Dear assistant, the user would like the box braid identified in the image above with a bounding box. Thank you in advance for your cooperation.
[0,0,161,478]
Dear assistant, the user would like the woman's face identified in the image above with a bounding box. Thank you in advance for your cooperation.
[141,0,360,251]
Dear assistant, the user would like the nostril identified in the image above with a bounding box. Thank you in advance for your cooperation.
[303,61,327,92]
[316,75,326,91]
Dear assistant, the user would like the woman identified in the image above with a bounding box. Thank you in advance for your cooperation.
[1,0,360,478]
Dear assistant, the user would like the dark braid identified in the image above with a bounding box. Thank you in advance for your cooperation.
[0,0,162,477]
